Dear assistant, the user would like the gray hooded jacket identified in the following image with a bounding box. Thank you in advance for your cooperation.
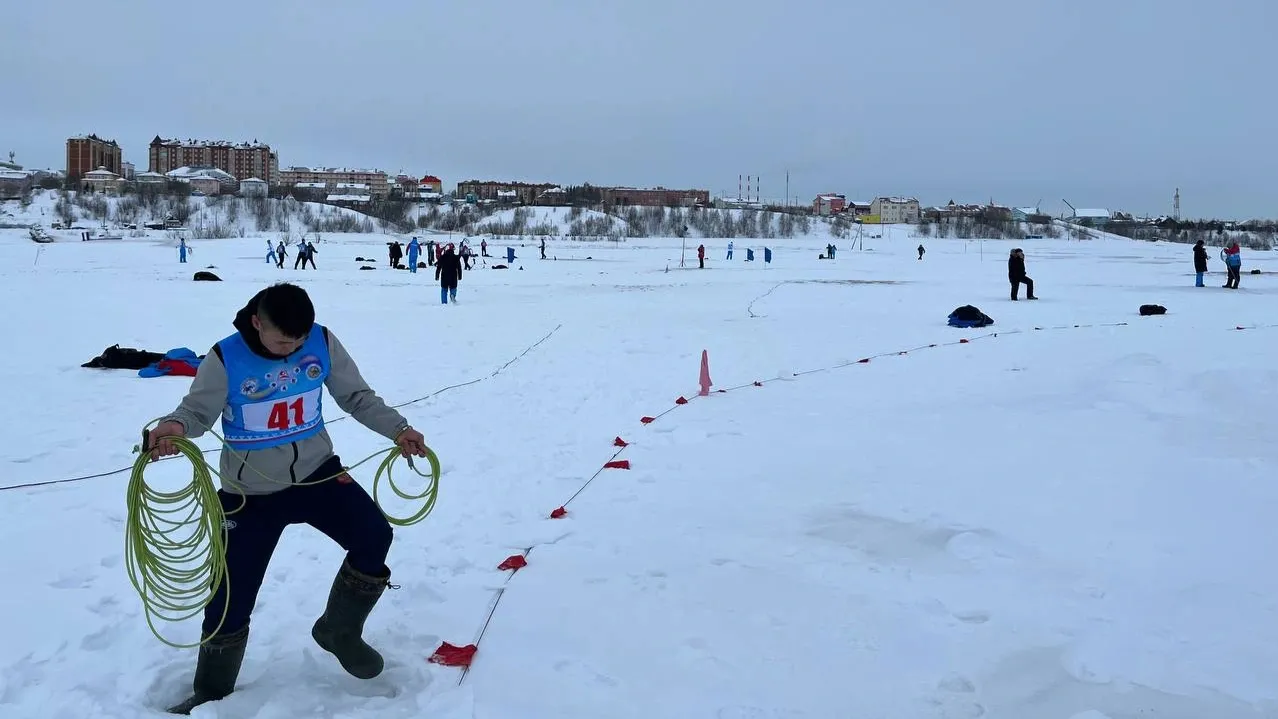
[161,295,409,495]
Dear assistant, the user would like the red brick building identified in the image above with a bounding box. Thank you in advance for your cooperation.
[66,134,122,180]
[456,179,559,204]
[598,186,709,207]
[148,136,278,184]
[813,193,847,215]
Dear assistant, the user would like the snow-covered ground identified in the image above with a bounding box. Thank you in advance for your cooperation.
[1,225,1276,718]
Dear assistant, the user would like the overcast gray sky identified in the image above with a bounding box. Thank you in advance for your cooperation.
[4,0,1274,219]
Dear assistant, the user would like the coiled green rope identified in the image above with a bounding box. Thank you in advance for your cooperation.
[125,420,440,648]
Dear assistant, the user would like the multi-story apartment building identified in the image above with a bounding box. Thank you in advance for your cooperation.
[870,196,921,223]
[66,134,123,180]
[597,186,710,208]
[278,167,392,197]
[148,136,278,184]
[456,179,561,205]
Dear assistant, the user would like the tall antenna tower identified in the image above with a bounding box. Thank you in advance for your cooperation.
[1173,188,1180,219]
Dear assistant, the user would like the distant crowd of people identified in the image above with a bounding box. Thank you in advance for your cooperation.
[386,238,466,304]
[183,231,1256,307]
[264,238,318,270]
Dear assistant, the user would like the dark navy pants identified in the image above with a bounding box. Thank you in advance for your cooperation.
[202,456,393,637]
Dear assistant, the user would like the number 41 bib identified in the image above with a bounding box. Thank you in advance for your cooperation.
[219,324,331,450]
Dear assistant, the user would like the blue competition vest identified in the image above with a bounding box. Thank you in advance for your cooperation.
[219,324,330,450]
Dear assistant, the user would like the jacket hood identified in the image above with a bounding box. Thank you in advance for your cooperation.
[232,289,290,360]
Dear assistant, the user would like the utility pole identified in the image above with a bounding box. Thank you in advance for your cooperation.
[785,170,789,209]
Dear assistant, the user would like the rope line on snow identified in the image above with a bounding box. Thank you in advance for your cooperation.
[746,281,788,318]
[0,324,563,493]
[447,315,1278,679]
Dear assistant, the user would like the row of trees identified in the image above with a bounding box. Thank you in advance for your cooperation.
[393,201,818,240]
[1103,220,1274,250]
[916,217,1071,240]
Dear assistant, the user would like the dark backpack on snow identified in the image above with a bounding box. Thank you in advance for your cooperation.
[948,305,994,328]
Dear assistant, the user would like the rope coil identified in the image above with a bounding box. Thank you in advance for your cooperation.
[125,420,440,648]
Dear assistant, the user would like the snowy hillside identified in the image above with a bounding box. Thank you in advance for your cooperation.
[412,203,842,240]
[1,223,1276,718]
[472,206,627,239]
[0,189,383,240]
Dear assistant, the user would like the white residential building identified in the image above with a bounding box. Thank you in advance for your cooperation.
[239,177,268,197]
[83,166,125,195]
[870,196,921,223]
[166,166,239,194]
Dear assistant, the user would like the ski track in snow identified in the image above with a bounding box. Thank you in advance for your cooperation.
[1,224,1277,718]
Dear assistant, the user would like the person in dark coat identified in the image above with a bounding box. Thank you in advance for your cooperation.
[1008,248,1036,300]
[1193,240,1208,287]
[697,243,706,269]
[434,244,463,304]
[388,241,402,269]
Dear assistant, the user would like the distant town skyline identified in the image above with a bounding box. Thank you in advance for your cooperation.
[6,135,1240,222]
[5,0,1274,220]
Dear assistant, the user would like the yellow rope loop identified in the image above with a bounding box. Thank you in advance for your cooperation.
[372,446,442,527]
[125,421,440,647]
[126,435,228,649]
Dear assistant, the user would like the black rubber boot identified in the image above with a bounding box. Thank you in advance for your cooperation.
[311,559,392,679]
[167,626,249,715]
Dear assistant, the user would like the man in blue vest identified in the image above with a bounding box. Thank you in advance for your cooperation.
[144,282,428,714]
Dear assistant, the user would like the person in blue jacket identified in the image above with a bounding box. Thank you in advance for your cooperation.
[406,237,420,273]
[145,283,429,714]
[1221,241,1242,288]
[179,238,189,263]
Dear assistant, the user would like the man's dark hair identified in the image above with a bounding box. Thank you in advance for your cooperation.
[256,283,315,339]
